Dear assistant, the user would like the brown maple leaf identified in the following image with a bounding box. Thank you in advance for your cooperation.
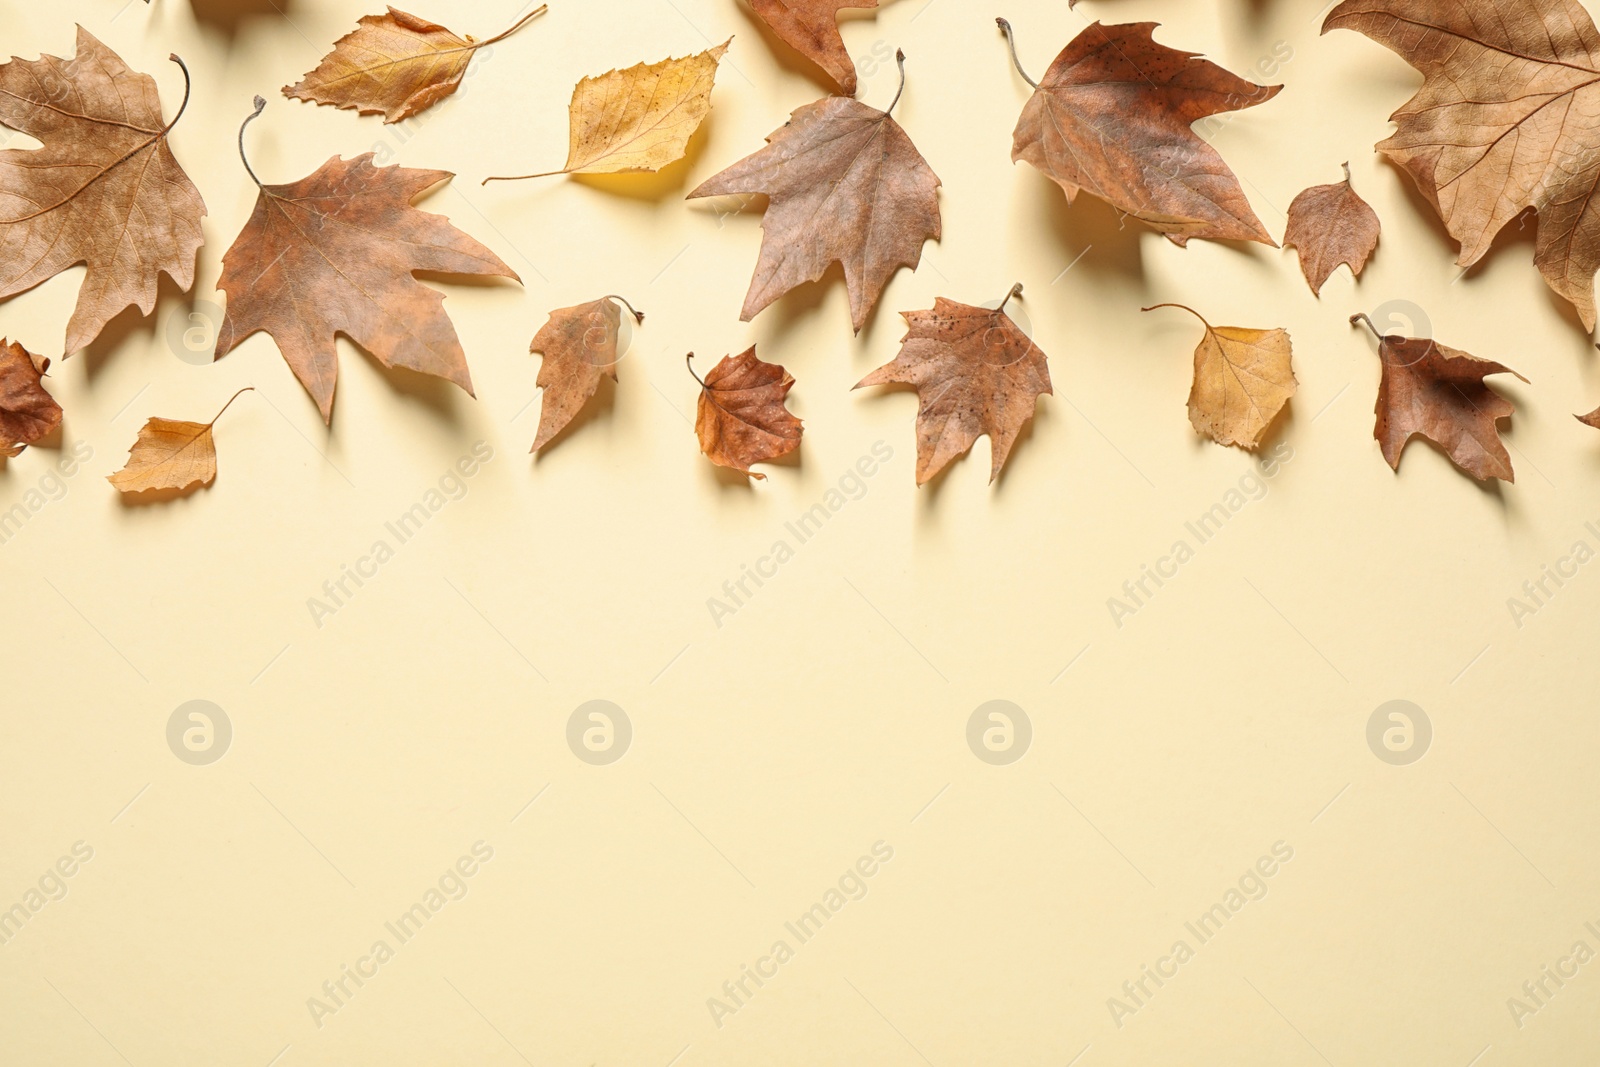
[999,18,1279,246]
[1143,303,1295,450]
[285,6,547,124]
[688,53,940,333]
[1324,0,1600,327]
[1284,164,1380,295]
[855,284,1052,485]
[748,0,879,95]
[1351,313,1527,483]
[0,28,206,355]
[215,100,521,422]
[108,388,252,495]
[529,295,644,453]
[688,348,802,478]
[0,340,62,458]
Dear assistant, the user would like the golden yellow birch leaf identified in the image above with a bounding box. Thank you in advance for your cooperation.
[284,6,547,124]
[485,39,730,182]
[108,389,253,495]
[1144,304,1295,450]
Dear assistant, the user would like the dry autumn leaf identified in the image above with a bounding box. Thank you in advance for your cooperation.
[485,39,729,182]
[688,53,940,332]
[1351,313,1527,483]
[1579,406,1600,430]
[1325,0,1600,327]
[215,100,521,423]
[108,388,252,495]
[998,18,1279,246]
[529,295,644,452]
[1143,303,1295,450]
[0,340,62,458]
[689,348,802,478]
[284,5,547,124]
[0,28,206,355]
[1283,164,1380,295]
[855,284,1052,485]
[748,0,878,95]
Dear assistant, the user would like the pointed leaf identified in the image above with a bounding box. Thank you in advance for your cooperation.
[692,348,802,477]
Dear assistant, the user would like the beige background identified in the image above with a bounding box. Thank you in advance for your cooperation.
[3,0,1600,1063]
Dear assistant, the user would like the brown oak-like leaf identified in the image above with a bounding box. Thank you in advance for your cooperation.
[108,389,252,495]
[855,286,1052,485]
[0,340,62,458]
[284,6,546,124]
[0,28,206,355]
[1284,164,1380,295]
[216,103,520,422]
[1352,315,1527,483]
[690,348,802,478]
[688,72,940,332]
[1144,303,1295,450]
[1002,19,1279,246]
[748,0,879,95]
[1324,0,1600,327]
[529,296,643,453]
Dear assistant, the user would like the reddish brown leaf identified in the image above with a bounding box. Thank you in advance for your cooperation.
[748,0,879,94]
[1578,406,1600,429]
[689,348,802,478]
[1284,164,1381,294]
[529,296,643,453]
[1001,18,1280,246]
[855,285,1052,485]
[1352,314,1527,483]
[0,28,206,355]
[215,101,520,422]
[0,340,62,458]
[688,64,940,333]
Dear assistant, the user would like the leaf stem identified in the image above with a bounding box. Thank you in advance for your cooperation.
[239,96,267,189]
[207,387,255,427]
[1350,312,1381,338]
[603,295,644,323]
[685,352,706,389]
[996,18,1038,89]
[482,168,564,184]
[478,4,548,48]
[998,282,1023,313]
[161,54,193,136]
[886,49,908,116]
[1341,160,1351,183]
[1142,302,1211,330]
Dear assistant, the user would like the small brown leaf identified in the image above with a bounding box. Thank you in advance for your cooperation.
[1000,18,1279,246]
[688,53,940,333]
[284,6,547,124]
[1579,406,1600,429]
[855,285,1052,485]
[0,340,63,458]
[108,388,253,495]
[689,348,802,478]
[1143,303,1295,450]
[748,0,879,94]
[1284,164,1380,294]
[1352,314,1527,483]
[529,295,643,453]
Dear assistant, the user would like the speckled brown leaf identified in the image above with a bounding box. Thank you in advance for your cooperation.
[1002,19,1279,246]
[1284,164,1380,294]
[1353,315,1527,483]
[690,347,802,478]
[529,296,643,453]
[216,105,520,422]
[0,340,62,458]
[1144,303,1295,450]
[855,286,1052,485]
[1579,406,1600,429]
[284,6,546,124]
[107,389,251,495]
[688,71,940,333]
[748,0,879,94]
[0,27,206,355]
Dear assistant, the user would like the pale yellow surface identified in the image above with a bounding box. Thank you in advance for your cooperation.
[3,0,1599,1064]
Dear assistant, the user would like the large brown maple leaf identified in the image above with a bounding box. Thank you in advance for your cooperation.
[0,28,206,355]
[1325,0,1600,328]
[215,102,519,422]
[688,65,940,333]
[1002,19,1280,246]
[748,0,879,95]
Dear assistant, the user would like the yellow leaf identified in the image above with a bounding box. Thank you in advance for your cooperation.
[108,389,252,495]
[1145,304,1295,450]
